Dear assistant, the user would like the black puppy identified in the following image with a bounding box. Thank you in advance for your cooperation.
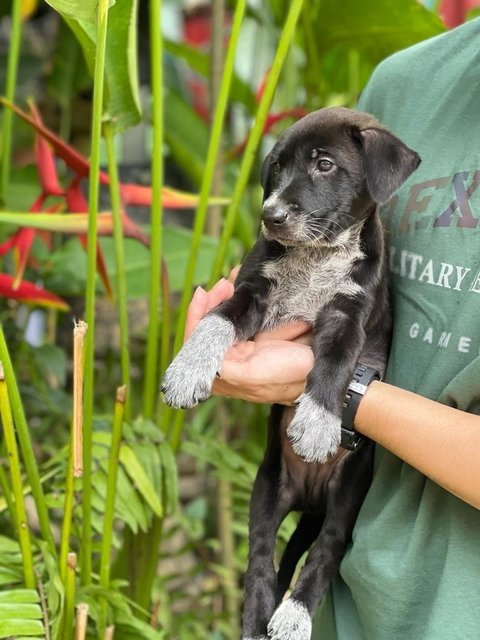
[162,107,420,639]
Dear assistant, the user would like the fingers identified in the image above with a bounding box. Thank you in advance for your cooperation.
[184,278,235,340]
[206,277,235,310]
[184,286,208,339]
[228,265,241,283]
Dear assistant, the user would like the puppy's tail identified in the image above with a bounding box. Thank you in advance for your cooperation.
[276,513,323,604]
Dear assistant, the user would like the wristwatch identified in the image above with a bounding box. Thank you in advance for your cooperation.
[341,363,381,451]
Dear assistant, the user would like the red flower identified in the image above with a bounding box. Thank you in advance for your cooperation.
[0,99,228,309]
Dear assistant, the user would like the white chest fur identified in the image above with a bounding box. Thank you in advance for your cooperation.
[261,231,365,328]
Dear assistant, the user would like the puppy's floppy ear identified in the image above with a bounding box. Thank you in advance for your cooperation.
[354,127,421,204]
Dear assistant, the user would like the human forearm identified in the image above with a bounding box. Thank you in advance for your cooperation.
[355,381,480,509]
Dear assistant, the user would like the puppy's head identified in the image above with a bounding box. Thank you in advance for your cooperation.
[260,107,420,246]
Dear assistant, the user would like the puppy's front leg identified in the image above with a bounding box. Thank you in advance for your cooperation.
[287,296,367,462]
[161,284,265,409]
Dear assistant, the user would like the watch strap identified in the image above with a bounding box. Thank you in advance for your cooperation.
[341,364,381,450]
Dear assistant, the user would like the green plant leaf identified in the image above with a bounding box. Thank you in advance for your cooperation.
[314,0,444,58]
[119,445,163,518]
[158,441,178,516]
[44,0,116,24]
[164,90,209,187]
[48,19,91,109]
[0,619,44,637]
[0,589,39,604]
[164,40,257,114]
[0,589,44,637]
[101,226,242,298]
[63,0,141,131]
[38,541,65,640]
[91,467,149,534]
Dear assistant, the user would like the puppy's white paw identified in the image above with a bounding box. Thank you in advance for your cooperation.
[267,599,311,640]
[161,315,235,409]
[242,636,268,640]
[287,394,341,463]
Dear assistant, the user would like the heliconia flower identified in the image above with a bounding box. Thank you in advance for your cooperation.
[0,99,229,309]
[11,194,45,290]
[65,176,114,300]
[0,98,230,209]
[0,99,93,179]
[119,183,230,208]
[0,274,70,311]
[29,101,64,197]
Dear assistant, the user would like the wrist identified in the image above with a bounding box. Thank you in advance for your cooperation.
[353,379,383,436]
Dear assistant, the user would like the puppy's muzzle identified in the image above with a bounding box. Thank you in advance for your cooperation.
[263,203,289,227]
[263,197,300,231]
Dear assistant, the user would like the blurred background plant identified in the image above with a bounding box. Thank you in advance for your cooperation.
[0,0,473,637]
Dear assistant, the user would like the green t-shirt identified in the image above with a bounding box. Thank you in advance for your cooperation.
[313,19,480,640]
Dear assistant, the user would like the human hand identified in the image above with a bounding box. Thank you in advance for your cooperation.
[185,273,314,405]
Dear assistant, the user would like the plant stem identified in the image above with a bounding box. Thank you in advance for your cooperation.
[0,0,22,205]
[81,0,110,585]
[99,386,126,623]
[143,0,164,420]
[104,625,115,640]
[0,326,55,553]
[0,362,35,589]
[159,264,172,378]
[208,0,305,286]
[171,0,247,359]
[207,0,225,238]
[75,604,89,640]
[104,123,132,419]
[0,461,16,526]
[63,553,77,640]
[60,321,87,582]
[216,411,239,638]
[208,8,239,633]
[73,321,87,477]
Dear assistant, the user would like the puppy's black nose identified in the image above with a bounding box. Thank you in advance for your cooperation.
[263,206,288,225]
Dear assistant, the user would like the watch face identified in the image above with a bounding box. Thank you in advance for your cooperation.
[340,428,366,451]
[349,380,369,395]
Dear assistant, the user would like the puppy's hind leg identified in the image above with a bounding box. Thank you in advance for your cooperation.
[243,407,293,640]
[275,513,323,606]
[267,446,373,640]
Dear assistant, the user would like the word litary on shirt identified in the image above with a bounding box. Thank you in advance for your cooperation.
[389,246,480,293]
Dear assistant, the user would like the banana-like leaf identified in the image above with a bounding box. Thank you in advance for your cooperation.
[102,226,242,298]
[63,0,141,132]
[44,0,115,23]
[314,0,444,57]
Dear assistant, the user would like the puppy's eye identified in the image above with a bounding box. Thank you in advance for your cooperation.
[316,158,334,173]
[271,162,281,175]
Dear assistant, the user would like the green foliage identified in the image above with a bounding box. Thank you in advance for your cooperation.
[63,0,142,132]
[102,227,242,298]
[44,0,116,24]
